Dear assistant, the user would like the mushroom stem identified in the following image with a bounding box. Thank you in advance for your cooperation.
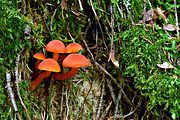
[31,60,42,79]
[34,60,41,72]
[30,71,51,90]
[31,60,41,79]
[53,68,78,80]
[53,53,59,61]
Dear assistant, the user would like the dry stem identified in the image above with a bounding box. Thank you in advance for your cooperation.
[6,71,18,112]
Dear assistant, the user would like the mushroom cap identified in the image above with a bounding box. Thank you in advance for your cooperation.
[45,40,65,53]
[63,53,91,68]
[33,53,46,60]
[38,58,61,72]
[65,43,83,53]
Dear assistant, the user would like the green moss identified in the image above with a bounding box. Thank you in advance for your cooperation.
[119,26,180,119]
[0,0,31,118]
[0,1,31,71]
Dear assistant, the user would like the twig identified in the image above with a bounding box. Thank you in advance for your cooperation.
[107,79,116,104]
[143,0,147,26]
[78,0,83,11]
[100,101,112,120]
[50,8,57,32]
[123,0,134,25]
[41,110,46,120]
[89,0,107,49]
[122,89,134,108]
[147,0,154,31]
[82,39,118,86]
[141,109,148,120]
[6,71,18,112]
[22,0,27,14]
[116,3,124,18]
[43,14,51,34]
[108,3,115,62]
[67,23,75,42]
[113,90,122,120]
[60,86,64,118]
[96,77,105,120]
[147,0,153,12]
[15,53,31,120]
[77,80,93,119]
[108,99,141,120]
[174,0,179,38]
[65,89,69,120]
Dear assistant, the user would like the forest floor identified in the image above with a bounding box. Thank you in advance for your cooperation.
[0,0,179,120]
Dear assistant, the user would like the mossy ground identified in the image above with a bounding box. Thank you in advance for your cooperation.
[0,0,179,120]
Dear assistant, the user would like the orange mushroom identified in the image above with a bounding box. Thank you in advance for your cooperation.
[65,43,83,53]
[45,40,65,61]
[30,58,60,90]
[33,53,46,72]
[31,53,46,79]
[53,53,91,80]
[60,42,83,62]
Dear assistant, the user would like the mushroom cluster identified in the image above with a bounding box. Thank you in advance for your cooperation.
[30,40,91,90]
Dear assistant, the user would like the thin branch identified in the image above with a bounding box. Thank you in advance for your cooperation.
[113,90,122,120]
[6,71,18,112]
[110,3,114,51]
[143,0,147,26]
[82,39,118,86]
[15,53,31,120]
[108,99,141,120]
[174,0,179,38]
[122,89,134,108]
[75,79,93,119]
[96,77,105,120]
[100,101,112,120]
[147,0,154,31]
[123,0,134,25]
[65,89,69,120]
[107,79,116,104]
[147,0,153,12]
[22,0,27,14]
[50,8,57,32]
[60,86,64,119]
[116,3,124,18]
[78,0,83,11]
[108,3,115,62]
[89,0,107,49]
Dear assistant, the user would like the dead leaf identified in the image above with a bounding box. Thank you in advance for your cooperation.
[144,9,158,21]
[61,0,68,10]
[156,7,167,22]
[109,49,119,68]
[163,24,176,31]
[157,62,174,69]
